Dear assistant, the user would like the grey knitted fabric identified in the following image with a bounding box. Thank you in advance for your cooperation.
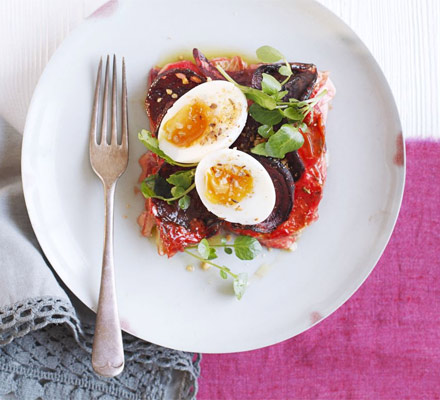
[0,296,200,400]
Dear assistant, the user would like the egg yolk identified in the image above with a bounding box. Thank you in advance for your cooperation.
[163,100,214,147]
[205,164,254,206]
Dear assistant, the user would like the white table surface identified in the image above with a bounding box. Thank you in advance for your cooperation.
[0,0,437,398]
[0,0,439,139]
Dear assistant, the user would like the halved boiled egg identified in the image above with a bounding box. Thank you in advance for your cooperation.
[158,81,248,163]
[195,149,276,225]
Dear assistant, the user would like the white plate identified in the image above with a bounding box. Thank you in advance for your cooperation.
[22,0,405,353]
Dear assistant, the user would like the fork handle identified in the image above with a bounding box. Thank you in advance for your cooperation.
[92,181,125,377]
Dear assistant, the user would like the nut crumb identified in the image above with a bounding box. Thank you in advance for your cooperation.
[166,88,173,95]
[156,97,162,103]
[190,76,202,83]
[175,72,189,85]
[171,93,178,99]
[201,262,211,271]
[206,77,212,82]
[186,265,194,272]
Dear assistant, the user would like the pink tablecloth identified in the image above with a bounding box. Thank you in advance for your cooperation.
[198,140,440,400]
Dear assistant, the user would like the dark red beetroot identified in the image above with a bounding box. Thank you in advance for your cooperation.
[231,116,305,183]
[230,155,295,234]
[193,48,256,86]
[251,63,318,100]
[151,163,221,235]
[228,112,327,248]
[145,68,206,133]
[192,49,225,80]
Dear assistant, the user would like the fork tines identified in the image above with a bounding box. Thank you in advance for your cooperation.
[89,55,128,148]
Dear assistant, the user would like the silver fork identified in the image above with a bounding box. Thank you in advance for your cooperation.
[89,55,128,377]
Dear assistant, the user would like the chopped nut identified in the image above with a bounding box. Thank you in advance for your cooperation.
[186,265,194,272]
[175,72,189,84]
[166,88,173,95]
[201,262,211,271]
[171,93,178,99]
[207,77,212,82]
[156,97,162,103]
[190,76,202,83]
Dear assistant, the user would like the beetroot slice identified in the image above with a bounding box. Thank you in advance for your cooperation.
[192,48,225,80]
[151,163,221,236]
[231,155,295,234]
[232,116,305,183]
[145,68,206,133]
[284,151,305,182]
[252,63,318,100]
[231,116,260,152]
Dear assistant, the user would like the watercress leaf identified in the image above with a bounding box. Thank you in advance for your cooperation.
[153,175,172,198]
[140,177,157,199]
[166,169,194,189]
[220,270,228,280]
[249,103,283,125]
[257,124,275,139]
[261,73,282,95]
[256,45,284,63]
[278,65,292,77]
[283,107,304,121]
[250,143,269,156]
[138,130,171,161]
[234,235,263,260]
[224,247,233,255]
[178,195,191,210]
[271,90,289,101]
[244,89,277,110]
[197,239,211,259]
[265,124,304,158]
[233,273,248,300]
[141,174,172,200]
[171,186,185,198]
[138,130,197,167]
[297,122,308,132]
[209,247,218,260]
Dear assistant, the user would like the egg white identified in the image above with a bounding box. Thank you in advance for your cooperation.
[158,81,248,163]
[195,149,276,225]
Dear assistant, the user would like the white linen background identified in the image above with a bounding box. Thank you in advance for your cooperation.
[0,0,438,399]
[0,0,438,139]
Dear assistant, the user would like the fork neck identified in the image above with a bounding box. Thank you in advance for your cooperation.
[102,181,116,263]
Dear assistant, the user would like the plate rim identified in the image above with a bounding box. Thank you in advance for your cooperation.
[21,0,406,353]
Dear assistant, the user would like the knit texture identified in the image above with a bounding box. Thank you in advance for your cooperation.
[0,296,200,400]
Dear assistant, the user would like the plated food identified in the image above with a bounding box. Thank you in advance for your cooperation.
[137,46,335,298]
